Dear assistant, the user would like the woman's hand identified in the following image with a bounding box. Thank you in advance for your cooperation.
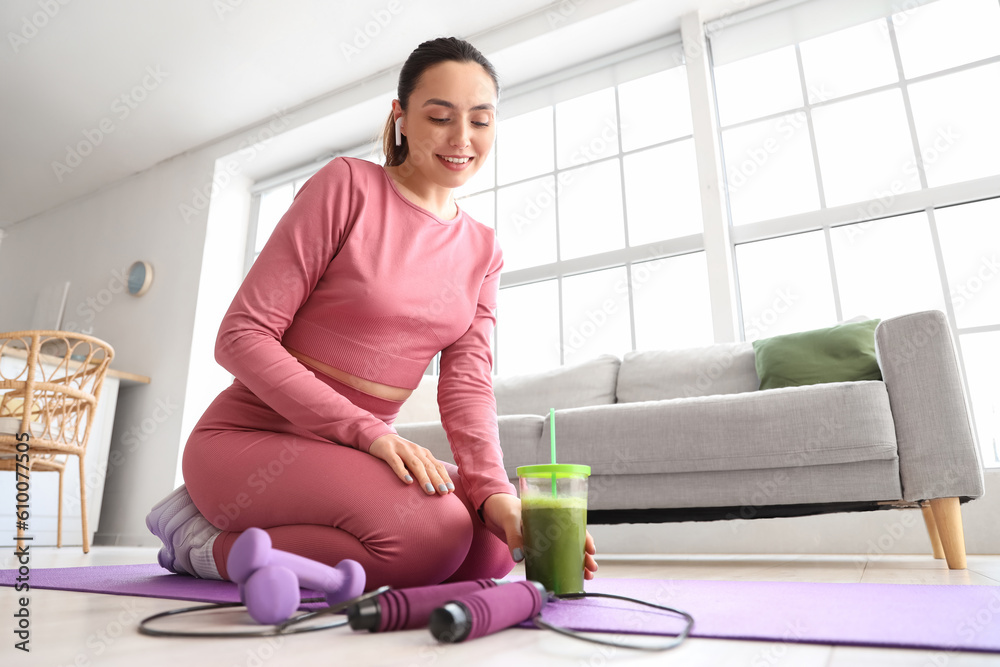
[368,433,454,495]
[481,494,599,579]
[480,493,524,562]
[584,529,598,580]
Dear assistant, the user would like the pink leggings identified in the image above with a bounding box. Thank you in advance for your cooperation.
[181,370,515,590]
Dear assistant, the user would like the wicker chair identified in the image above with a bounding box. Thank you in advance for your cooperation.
[0,331,114,553]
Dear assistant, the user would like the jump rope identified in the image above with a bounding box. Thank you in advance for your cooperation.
[138,527,694,650]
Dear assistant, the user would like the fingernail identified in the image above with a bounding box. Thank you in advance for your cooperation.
[446,482,454,491]
[512,548,524,562]
[437,484,448,493]
[424,483,434,493]
[404,474,413,483]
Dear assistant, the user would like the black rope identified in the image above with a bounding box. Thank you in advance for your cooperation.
[137,588,390,638]
[532,591,694,651]
[138,586,694,650]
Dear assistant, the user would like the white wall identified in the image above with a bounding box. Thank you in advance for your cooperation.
[0,149,216,545]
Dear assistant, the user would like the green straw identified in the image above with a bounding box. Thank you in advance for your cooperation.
[549,407,557,497]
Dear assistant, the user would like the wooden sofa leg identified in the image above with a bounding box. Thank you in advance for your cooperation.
[928,497,967,570]
[920,502,945,560]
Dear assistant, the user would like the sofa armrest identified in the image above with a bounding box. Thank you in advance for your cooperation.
[874,310,984,501]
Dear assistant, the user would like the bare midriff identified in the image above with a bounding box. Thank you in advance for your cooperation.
[284,345,413,402]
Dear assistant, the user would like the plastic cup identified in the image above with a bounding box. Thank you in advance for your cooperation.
[516,464,591,595]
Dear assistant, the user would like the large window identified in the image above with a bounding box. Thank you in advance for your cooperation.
[712,0,1000,465]
[243,0,999,466]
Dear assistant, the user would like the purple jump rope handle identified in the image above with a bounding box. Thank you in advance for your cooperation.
[227,527,366,624]
[376,580,499,631]
[430,580,546,642]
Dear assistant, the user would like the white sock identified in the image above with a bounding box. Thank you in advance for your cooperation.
[146,485,223,580]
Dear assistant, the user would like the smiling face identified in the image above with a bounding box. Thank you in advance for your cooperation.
[395,60,498,191]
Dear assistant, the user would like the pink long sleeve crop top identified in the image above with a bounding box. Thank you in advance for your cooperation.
[214,156,517,511]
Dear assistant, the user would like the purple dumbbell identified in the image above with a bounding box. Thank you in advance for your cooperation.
[227,527,366,625]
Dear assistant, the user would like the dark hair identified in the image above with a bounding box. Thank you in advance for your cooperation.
[382,37,499,167]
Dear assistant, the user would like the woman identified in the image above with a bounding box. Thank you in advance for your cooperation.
[147,37,598,590]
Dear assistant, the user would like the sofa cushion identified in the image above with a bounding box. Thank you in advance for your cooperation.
[493,354,620,417]
[616,342,758,402]
[752,319,882,390]
[394,414,544,479]
[543,380,897,475]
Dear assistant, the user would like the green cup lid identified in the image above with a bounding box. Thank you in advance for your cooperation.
[516,464,591,478]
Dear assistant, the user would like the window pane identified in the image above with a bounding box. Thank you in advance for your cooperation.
[555,87,619,169]
[562,267,632,365]
[497,280,561,376]
[894,0,1000,79]
[959,331,1000,467]
[908,63,1000,188]
[618,68,692,152]
[736,231,836,340]
[459,191,495,230]
[558,159,626,260]
[456,148,496,197]
[624,140,702,245]
[830,212,945,320]
[812,89,919,208]
[497,107,553,185]
[722,113,820,225]
[496,177,558,272]
[632,252,714,350]
[799,18,898,103]
[714,45,803,126]
[935,198,1000,329]
[255,183,294,252]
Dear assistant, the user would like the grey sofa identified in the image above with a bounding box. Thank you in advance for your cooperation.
[393,310,984,569]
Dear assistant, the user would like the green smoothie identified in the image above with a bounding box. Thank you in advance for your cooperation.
[521,495,587,595]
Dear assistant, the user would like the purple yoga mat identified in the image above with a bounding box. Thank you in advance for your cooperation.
[1,564,998,652]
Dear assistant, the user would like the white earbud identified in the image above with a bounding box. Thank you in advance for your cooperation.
[394,117,403,147]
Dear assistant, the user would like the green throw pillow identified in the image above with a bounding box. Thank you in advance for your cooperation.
[752,319,882,390]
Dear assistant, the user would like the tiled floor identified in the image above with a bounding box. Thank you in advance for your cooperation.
[0,547,998,666]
